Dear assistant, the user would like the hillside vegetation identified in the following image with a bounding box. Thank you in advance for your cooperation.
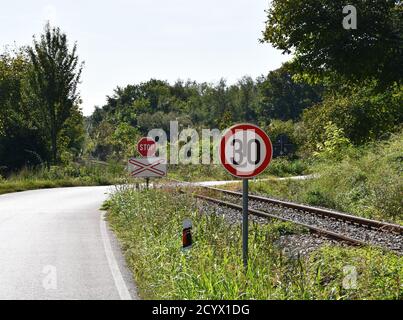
[248,131,403,224]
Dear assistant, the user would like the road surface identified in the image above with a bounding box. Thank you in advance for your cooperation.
[0,186,138,300]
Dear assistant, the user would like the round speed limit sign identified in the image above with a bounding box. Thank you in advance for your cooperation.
[219,124,272,178]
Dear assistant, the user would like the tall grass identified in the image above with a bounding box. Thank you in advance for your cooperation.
[0,161,126,195]
[106,187,402,300]
[249,132,403,224]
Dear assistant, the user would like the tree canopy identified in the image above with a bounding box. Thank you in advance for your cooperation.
[28,23,83,164]
[0,24,85,172]
[262,0,402,85]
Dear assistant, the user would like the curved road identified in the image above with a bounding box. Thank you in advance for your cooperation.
[0,186,138,300]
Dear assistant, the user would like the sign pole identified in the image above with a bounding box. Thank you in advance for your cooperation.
[242,178,249,271]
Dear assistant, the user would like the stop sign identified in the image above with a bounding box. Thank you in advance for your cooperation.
[137,137,156,157]
[219,124,272,178]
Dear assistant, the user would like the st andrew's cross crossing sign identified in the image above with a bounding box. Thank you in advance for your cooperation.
[128,157,167,178]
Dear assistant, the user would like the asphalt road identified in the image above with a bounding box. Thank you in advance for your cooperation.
[0,186,138,300]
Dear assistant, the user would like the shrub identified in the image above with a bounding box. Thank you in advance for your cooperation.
[266,158,308,177]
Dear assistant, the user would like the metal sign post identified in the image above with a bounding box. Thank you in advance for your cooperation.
[242,178,249,270]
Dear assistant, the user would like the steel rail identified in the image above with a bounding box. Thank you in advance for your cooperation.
[197,186,403,234]
[193,193,369,246]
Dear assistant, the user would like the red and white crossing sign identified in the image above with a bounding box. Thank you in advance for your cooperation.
[219,123,272,178]
[128,157,167,178]
[137,137,156,157]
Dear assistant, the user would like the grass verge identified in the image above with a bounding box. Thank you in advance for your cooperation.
[0,178,112,195]
[0,161,126,195]
[106,187,402,300]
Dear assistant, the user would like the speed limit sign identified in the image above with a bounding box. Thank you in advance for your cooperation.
[219,123,272,178]
[219,123,272,270]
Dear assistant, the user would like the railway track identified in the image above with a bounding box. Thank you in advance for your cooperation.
[176,181,403,253]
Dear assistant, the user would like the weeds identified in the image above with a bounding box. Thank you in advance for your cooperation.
[107,188,402,300]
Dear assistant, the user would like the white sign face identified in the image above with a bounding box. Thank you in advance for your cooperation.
[128,157,167,178]
[219,124,272,178]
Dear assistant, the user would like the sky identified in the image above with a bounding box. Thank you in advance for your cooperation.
[0,0,290,115]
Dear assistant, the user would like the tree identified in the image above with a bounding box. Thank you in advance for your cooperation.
[262,0,402,85]
[111,123,140,159]
[231,77,258,123]
[257,65,322,121]
[0,50,48,171]
[27,23,83,164]
[202,79,232,127]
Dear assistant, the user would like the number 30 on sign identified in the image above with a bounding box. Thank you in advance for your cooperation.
[219,123,272,178]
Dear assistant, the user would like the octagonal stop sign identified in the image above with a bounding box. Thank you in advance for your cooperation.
[137,137,156,157]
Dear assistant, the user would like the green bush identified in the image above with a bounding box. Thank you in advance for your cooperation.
[302,82,402,153]
[267,158,308,177]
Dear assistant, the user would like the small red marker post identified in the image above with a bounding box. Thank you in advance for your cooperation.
[182,219,192,250]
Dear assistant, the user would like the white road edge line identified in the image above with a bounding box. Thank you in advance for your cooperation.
[100,211,132,300]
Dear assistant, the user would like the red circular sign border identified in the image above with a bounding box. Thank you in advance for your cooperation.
[219,124,272,178]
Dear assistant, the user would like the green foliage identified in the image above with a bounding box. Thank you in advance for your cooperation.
[27,23,84,164]
[262,0,402,85]
[0,24,85,171]
[266,158,308,177]
[267,119,304,152]
[87,66,321,147]
[86,120,115,161]
[267,120,296,141]
[111,122,140,159]
[168,165,232,182]
[86,121,141,160]
[314,122,352,161]
[301,82,402,153]
[250,131,403,223]
[218,110,233,131]
[0,49,49,170]
[307,246,402,300]
[0,161,126,195]
[257,65,323,121]
[165,157,308,182]
[107,188,402,299]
